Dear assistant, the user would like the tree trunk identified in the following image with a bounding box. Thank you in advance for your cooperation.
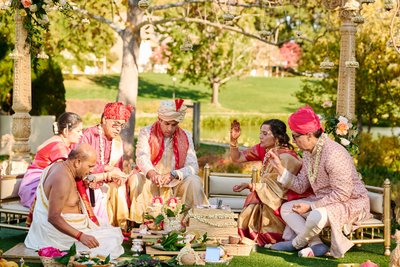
[117,1,143,165]
[211,82,220,106]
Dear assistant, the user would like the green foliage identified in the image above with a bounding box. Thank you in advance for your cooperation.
[296,4,400,129]
[54,243,76,265]
[31,59,66,117]
[0,13,14,114]
[324,115,359,157]
[357,133,400,187]
[160,231,184,251]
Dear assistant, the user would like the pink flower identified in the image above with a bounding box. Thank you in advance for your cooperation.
[38,247,67,258]
[167,197,178,208]
[152,196,163,205]
[21,0,32,8]
[336,116,350,136]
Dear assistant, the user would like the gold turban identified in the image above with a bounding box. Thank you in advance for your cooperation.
[157,99,187,123]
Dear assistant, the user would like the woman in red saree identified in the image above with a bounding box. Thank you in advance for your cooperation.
[18,112,83,208]
[231,119,311,246]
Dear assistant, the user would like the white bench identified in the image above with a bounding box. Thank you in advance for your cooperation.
[0,174,30,230]
[203,163,258,212]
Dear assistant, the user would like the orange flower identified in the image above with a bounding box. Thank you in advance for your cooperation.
[21,0,32,8]
[336,121,349,135]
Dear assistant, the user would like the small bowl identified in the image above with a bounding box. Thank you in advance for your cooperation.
[228,236,240,244]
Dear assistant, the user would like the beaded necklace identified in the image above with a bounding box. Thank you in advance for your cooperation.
[97,124,105,165]
[307,134,328,184]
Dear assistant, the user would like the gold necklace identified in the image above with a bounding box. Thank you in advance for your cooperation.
[307,134,328,184]
[62,161,82,213]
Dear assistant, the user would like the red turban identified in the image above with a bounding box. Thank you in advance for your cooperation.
[288,106,322,134]
[103,102,134,122]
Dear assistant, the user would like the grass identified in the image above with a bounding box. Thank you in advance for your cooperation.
[64,73,301,114]
[0,227,392,266]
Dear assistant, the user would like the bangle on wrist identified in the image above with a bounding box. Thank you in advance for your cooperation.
[230,143,238,148]
[76,231,83,241]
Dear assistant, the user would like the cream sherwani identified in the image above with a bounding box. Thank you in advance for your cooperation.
[25,166,124,259]
[128,125,208,223]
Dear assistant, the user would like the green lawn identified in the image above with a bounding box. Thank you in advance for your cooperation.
[0,227,391,267]
[64,73,302,115]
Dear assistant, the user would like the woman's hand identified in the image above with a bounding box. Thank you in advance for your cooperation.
[230,120,241,143]
[233,183,249,192]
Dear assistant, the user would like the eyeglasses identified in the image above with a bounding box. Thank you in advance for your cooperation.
[107,120,127,130]
[291,133,304,140]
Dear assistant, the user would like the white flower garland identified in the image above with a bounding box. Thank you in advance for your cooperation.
[188,210,237,228]
[307,134,328,184]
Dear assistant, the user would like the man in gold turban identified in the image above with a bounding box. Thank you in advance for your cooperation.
[128,99,209,223]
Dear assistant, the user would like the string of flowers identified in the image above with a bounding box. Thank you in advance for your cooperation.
[4,0,72,57]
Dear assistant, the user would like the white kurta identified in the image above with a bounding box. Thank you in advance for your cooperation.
[128,125,208,223]
[25,167,124,259]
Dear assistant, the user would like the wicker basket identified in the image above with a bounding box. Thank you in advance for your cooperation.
[39,256,70,267]
[222,244,253,256]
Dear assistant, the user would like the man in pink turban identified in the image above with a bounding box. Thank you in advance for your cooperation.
[128,99,209,223]
[268,106,370,258]
[78,102,134,230]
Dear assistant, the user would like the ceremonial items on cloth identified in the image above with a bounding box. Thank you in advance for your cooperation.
[186,208,238,242]
[38,244,76,267]
[221,237,254,256]
[72,251,111,267]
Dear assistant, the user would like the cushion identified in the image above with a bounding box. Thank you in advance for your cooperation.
[0,200,29,213]
[367,191,383,214]
[209,176,251,196]
[1,175,23,200]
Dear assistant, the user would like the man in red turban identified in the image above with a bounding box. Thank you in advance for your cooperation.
[78,102,134,230]
[268,106,369,258]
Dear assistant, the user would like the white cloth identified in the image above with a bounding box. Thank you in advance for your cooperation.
[135,126,199,179]
[158,100,187,122]
[24,166,124,259]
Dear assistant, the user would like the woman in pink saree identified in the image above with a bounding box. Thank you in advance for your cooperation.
[230,119,311,246]
[18,112,83,208]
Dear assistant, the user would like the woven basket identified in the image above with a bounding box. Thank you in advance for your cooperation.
[39,256,70,267]
[222,244,253,256]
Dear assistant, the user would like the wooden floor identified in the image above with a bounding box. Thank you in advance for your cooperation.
[2,243,40,263]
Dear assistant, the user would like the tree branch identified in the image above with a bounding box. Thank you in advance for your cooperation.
[149,0,280,12]
[137,17,279,46]
[70,2,125,37]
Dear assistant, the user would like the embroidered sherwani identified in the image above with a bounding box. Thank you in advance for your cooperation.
[128,125,209,223]
[25,166,124,259]
[279,136,370,258]
[79,126,129,228]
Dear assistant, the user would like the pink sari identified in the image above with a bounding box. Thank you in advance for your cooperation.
[19,141,69,208]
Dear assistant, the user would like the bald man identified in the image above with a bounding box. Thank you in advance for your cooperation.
[25,144,124,259]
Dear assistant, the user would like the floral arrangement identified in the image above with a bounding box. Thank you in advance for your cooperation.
[323,114,359,156]
[38,243,76,265]
[74,252,110,267]
[144,196,187,230]
[3,0,72,56]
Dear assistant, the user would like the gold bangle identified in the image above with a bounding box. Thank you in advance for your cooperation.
[230,143,238,148]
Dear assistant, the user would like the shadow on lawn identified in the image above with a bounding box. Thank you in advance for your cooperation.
[138,80,209,100]
[256,247,340,267]
[88,75,120,90]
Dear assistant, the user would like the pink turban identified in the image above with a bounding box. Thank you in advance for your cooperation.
[103,102,134,122]
[288,106,322,134]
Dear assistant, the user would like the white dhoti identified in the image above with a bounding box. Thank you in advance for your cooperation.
[25,168,124,259]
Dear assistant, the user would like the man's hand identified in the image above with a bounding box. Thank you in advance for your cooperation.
[147,170,162,186]
[79,233,100,248]
[232,183,250,192]
[268,150,285,175]
[292,203,311,215]
[230,120,241,143]
[159,173,174,186]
